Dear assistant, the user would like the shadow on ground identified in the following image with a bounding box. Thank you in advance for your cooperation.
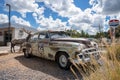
[0,53,8,56]
[15,55,82,80]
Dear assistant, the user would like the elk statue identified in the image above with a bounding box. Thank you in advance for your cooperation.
[11,28,32,53]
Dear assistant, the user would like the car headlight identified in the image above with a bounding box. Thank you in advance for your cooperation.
[91,41,98,48]
[79,44,86,50]
[77,46,82,51]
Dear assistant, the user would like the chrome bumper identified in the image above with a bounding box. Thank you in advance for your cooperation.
[73,47,101,64]
[69,47,103,79]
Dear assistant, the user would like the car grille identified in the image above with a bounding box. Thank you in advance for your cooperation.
[78,47,100,60]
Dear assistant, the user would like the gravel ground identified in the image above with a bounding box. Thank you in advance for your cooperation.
[0,53,82,80]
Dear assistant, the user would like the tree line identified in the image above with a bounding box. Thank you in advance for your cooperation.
[66,25,120,38]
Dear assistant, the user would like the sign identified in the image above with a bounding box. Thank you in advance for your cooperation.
[109,19,119,27]
[109,19,119,41]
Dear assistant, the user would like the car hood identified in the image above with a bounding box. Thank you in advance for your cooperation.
[51,38,91,48]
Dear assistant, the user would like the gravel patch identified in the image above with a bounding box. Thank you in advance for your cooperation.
[0,53,81,80]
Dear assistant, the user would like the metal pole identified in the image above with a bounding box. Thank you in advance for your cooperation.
[6,4,11,42]
[113,27,116,42]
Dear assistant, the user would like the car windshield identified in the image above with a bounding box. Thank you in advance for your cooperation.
[50,32,70,39]
[87,38,94,41]
[87,38,98,42]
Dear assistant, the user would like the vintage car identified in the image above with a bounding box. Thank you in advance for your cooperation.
[22,31,101,70]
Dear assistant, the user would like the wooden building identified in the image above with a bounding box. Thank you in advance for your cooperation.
[0,23,38,46]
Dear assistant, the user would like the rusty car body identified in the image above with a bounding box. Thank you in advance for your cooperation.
[22,31,101,70]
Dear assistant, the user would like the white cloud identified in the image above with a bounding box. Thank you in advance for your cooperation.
[70,23,98,35]
[4,0,101,34]
[3,0,120,35]
[37,16,67,31]
[69,11,92,25]
[102,0,120,15]
[5,0,39,17]
[0,14,8,23]
[89,0,96,5]
[34,7,44,16]
[68,6,107,35]
[35,0,108,34]
[86,0,120,34]
[89,0,102,14]
[117,15,120,20]
[11,15,31,27]
[103,19,110,31]
[37,27,46,31]
[92,14,105,27]
[68,9,92,34]
[89,0,120,15]
[36,0,82,18]
[32,7,45,23]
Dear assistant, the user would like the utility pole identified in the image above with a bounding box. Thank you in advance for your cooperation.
[6,4,11,42]
[98,24,102,42]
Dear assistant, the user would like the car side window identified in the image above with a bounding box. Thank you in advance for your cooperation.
[39,33,46,39]
[31,34,38,41]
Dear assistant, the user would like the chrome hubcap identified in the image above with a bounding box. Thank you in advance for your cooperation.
[59,55,67,67]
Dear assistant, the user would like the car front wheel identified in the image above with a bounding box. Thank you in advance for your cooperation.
[57,52,71,70]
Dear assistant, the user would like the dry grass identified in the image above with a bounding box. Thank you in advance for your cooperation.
[85,41,120,80]
[70,40,120,80]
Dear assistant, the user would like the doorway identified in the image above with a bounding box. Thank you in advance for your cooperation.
[4,31,12,46]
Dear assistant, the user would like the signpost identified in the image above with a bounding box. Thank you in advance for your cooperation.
[109,19,119,42]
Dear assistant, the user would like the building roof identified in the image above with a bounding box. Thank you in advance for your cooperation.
[0,23,38,32]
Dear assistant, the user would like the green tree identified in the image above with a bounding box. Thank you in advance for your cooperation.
[66,29,81,38]
[86,32,90,38]
[80,30,85,37]
[66,29,90,38]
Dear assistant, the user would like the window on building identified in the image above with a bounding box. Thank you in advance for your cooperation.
[0,32,2,36]
[19,30,24,36]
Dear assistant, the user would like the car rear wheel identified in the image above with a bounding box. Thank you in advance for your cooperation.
[57,52,71,70]
[24,48,32,58]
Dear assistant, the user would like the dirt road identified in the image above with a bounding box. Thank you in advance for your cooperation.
[0,53,77,80]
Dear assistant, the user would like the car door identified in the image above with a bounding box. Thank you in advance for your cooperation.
[38,32,50,58]
[29,34,39,56]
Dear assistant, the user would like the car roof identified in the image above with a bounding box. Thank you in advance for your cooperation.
[37,30,66,33]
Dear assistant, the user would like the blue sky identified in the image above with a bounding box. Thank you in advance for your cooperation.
[0,0,120,35]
